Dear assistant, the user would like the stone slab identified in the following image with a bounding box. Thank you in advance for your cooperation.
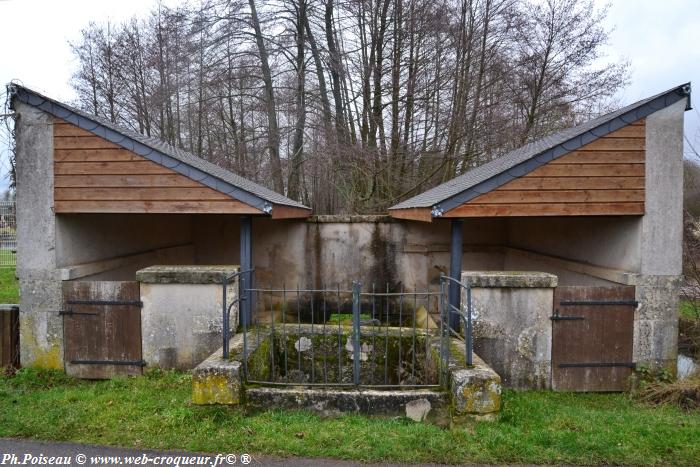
[462,271,558,288]
[136,265,239,284]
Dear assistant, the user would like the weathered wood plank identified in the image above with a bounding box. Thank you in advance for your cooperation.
[55,161,174,175]
[270,204,313,219]
[54,174,204,188]
[602,124,646,138]
[443,202,644,217]
[56,187,232,201]
[55,149,142,162]
[55,200,264,214]
[524,163,645,178]
[387,208,433,222]
[54,136,122,150]
[500,177,645,190]
[579,138,645,151]
[550,151,645,164]
[471,189,645,204]
[53,123,100,138]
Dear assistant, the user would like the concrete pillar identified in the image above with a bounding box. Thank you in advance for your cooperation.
[634,98,687,373]
[449,219,463,330]
[14,103,64,369]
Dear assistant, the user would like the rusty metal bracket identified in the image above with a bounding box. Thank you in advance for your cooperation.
[58,309,98,316]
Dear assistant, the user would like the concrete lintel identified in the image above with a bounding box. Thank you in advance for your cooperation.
[136,265,239,284]
[462,271,558,288]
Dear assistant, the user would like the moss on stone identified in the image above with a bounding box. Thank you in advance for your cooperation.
[192,373,240,405]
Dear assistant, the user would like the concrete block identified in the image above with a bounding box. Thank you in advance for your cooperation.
[192,354,242,405]
[139,266,239,369]
[450,364,501,416]
[463,271,554,389]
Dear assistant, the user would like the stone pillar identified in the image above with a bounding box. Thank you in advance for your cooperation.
[635,98,687,373]
[462,271,558,389]
[14,103,64,369]
[137,265,239,369]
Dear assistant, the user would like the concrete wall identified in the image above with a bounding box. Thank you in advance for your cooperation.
[137,266,238,369]
[462,271,557,389]
[507,216,643,273]
[191,215,508,291]
[15,102,64,369]
[56,214,194,268]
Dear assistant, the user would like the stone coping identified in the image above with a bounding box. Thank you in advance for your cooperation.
[136,265,240,284]
[306,214,393,224]
[461,271,558,288]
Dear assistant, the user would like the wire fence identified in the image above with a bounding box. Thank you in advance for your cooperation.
[0,201,15,268]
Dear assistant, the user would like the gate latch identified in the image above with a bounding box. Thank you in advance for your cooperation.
[550,309,585,321]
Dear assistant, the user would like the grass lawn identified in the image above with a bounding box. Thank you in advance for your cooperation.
[0,266,18,303]
[1,369,699,465]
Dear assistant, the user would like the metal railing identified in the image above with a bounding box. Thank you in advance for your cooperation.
[220,275,475,388]
[439,274,473,366]
[0,201,16,268]
[221,268,255,359]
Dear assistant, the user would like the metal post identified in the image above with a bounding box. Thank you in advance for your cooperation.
[449,219,463,331]
[352,282,362,386]
[466,285,473,366]
[222,279,229,359]
[240,215,252,327]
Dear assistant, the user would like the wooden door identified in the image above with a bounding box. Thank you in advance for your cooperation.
[63,281,143,379]
[552,286,636,391]
[1,306,19,369]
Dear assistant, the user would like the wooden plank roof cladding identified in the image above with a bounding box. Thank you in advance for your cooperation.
[9,85,311,218]
[389,83,691,222]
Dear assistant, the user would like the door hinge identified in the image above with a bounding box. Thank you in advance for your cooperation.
[560,300,638,307]
[70,359,146,366]
[58,309,98,316]
[558,362,636,369]
[550,309,584,321]
[66,299,143,307]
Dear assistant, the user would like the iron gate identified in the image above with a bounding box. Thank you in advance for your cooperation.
[222,270,473,388]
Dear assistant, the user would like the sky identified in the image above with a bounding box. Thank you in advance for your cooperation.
[0,0,698,190]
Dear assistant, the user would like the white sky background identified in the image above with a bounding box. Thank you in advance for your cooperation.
[0,0,698,191]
